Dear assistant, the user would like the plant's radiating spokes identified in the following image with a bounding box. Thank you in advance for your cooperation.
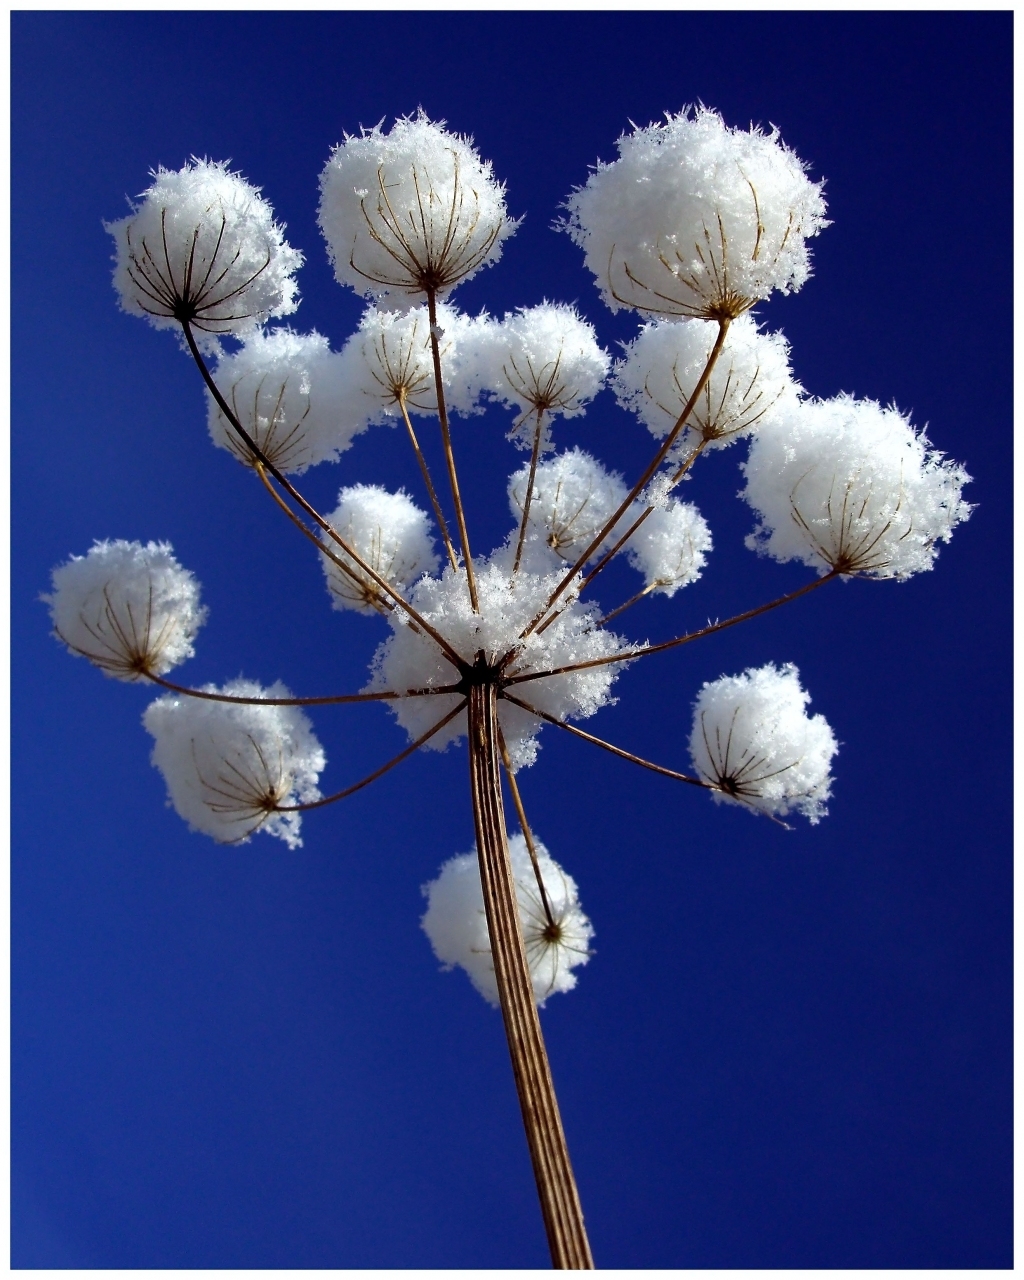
[145,672,462,708]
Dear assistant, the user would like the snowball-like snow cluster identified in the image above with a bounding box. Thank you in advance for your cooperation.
[367,552,633,770]
[208,328,361,473]
[421,833,594,1006]
[318,113,516,305]
[613,313,798,456]
[46,540,206,681]
[565,107,828,319]
[144,679,324,848]
[321,485,439,614]
[508,448,629,565]
[742,394,972,579]
[689,662,837,823]
[625,499,712,596]
[108,159,303,345]
[456,303,609,448]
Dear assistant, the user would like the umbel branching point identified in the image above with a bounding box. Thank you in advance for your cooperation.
[47,108,971,1269]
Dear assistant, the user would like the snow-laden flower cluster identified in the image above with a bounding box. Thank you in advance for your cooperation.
[46,540,206,681]
[742,394,972,579]
[508,447,628,564]
[367,551,634,770]
[421,833,594,1006]
[565,107,828,320]
[625,499,712,596]
[318,113,516,306]
[689,662,837,823]
[207,328,361,473]
[107,159,303,346]
[144,679,324,848]
[613,313,798,456]
[454,303,609,448]
[320,485,439,614]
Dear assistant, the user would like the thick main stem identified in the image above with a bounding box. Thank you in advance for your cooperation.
[467,676,593,1270]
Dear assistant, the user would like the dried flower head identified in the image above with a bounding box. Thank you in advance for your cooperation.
[107,159,303,347]
[564,106,827,320]
[45,540,206,681]
[318,112,517,306]
[508,448,629,564]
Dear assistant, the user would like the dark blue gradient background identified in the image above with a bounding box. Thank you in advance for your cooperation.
[12,11,1012,1269]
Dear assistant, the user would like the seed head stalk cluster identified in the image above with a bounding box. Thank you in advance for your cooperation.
[47,108,971,1269]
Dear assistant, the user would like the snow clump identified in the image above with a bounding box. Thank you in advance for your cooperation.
[564,106,828,320]
[46,540,206,681]
[107,159,303,347]
[741,394,972,579]
[421,832,594,1006]
[320,485,439,614]
[689,662,837,823]
[143,679,324,848]
[625,499,712,596]
[318,112,517,306]
[508,447,630,565]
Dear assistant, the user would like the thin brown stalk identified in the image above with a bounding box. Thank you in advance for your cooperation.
[425,289,479,611]
[512,407,545,578]
[502,692,707,788]
[278,698,467,812]
[182,320,465,669]
[496,724,556,930]
[145,672,462,707]
[398,390,459,571]
[595,582,661,629]
[521,319,730,642]
[506,570,840,687]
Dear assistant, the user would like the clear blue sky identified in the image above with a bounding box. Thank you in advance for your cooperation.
[12,11,1011,1268]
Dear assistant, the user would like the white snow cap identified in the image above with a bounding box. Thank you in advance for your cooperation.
[107,159,302,346]
[421,833,594,1006]
[508,447,629,565]
[321,484,439,615]
[564,107,828,319]
[689,662,837,824]
[614,313,798,456]
[143,679,324,849]
[367,552,633,770]
[318,112,516,306]
[337,301,475,425]
[46,540,206,681]
[741,394,972,579]
[462,303,610,448]
[207,328,362,473]
[626,499,712,596]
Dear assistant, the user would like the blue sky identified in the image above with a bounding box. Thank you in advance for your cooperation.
[12,11,1011,1269]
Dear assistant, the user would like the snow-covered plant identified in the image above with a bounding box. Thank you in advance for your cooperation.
[45,540,206,681]
[207,328,359,473]
[52,107,971,1270]
[689,663,837,824]
[107,158,302,348]
[564,106,828,321]
[320,484,439,614]
[422,832,594,1006]
[144,679,325,849]
[741,393,972,579]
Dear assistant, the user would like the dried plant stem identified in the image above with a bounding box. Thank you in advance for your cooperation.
[503,692,706,787]
[426,289,479,611]
[468,675,593,1270]
[398,390,459,572]
[522,319,730,641]
[182,320,464,668]
[507,570,840,687]
[512,408,545,578]
[145,672,461,708]
[280,698,468,812]
[496,724,556,930]
[595,582,662,629]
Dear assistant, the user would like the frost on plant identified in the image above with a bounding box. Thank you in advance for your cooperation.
[45,540,206,681]
[144,679,324,848]
[689,663,837,823]
[508,447,630,564]
[422,833,594,1005]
